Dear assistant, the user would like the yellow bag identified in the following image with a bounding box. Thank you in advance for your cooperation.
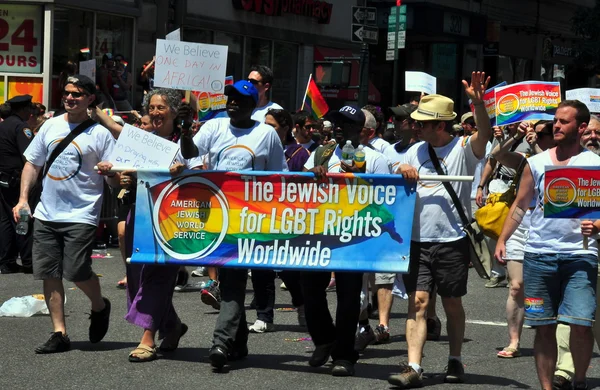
[474,160,525,240]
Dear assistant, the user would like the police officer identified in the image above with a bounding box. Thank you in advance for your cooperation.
[0,94,36,274]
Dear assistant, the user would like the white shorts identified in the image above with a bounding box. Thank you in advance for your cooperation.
[504,223,529,261]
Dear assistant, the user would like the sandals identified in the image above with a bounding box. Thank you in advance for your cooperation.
[116,277,127,289]
[129,344,157,363]
[497,346,521,358]
[159,323,189,352]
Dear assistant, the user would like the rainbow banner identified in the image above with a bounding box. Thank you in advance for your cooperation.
[130,170,415,272]
[495,81,561,126]
[544,166,600,219]
[304,77,329,119]
[193,76,234,122]
[469,81,506,125]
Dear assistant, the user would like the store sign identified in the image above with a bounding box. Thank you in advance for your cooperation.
[232,0,333,24]
[0,4,42,73]
[443,12,469,37]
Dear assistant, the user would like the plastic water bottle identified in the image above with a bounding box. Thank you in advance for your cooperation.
[16,209,30,235]
[342,140,355,165]
[354,145,366,169]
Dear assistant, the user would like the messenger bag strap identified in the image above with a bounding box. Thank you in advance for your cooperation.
[427,143,470,227]
[42,118,95,178]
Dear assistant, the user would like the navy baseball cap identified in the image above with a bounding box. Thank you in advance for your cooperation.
[330,105,366,126]
[224,80,259,103]
[6,94,33,107]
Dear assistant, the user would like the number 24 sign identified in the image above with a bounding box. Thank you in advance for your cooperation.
[0,4,42,73]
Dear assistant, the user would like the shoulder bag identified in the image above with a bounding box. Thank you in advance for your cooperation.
[427,144,491,279]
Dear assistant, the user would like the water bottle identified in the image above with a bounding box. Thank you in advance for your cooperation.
[354,145,366,169]
[342,140,355,165]
[16,209,30,235]
[97,243,107,257]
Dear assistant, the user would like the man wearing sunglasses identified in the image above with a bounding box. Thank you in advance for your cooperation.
[247,65,283,123]
[292,110,320,152]
[13,74,119,354]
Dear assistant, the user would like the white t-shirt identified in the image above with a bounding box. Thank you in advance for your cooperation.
[526,149,600,255]
[405,136,479,242]
[384,141,423,172]
[304,143,391,174]
[251,101,283,123]
[187,118,287,171]
[299,140,316,152]
[471,140,492,199]
[24,115,115,226]
[368,137,392,154]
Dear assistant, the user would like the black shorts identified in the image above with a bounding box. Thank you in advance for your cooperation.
[118,202,132,222]
[403,238,471,298]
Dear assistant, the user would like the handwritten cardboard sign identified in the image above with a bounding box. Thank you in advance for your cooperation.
[110,124,180,169]
[154,39,228,93]
[566,88,600,113]
[405,71,436,95]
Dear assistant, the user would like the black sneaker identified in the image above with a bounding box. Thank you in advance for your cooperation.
[573,382,587,390]
[89,297,111,343]
[388,363,423,388]
[444,358,465,383]
[309,341,335,367]
[331,360,355,377]
[374,324,390,345]
[35,332,71,354]
[201,281,221,310]
[553,375,573,390]
[426,317,441,341]
[354,325,376,352]
[209,345,228,370]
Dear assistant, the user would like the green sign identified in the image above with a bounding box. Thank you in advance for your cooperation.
[388,22,406,32]
[388,14,407,25]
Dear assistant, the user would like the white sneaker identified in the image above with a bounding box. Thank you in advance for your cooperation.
[248,319,275,333]
[174,281,204,292]
[280,281,287,290]
[297,305,306,327]
[191,267,206,277]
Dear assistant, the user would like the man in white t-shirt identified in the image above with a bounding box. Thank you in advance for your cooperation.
[179,80,287,370]
[495,101,600,390]
[388,73,492,388]
[13,74,119,354]
[302,106,390,377]
[247,65,283,122]
[361,105,391,154]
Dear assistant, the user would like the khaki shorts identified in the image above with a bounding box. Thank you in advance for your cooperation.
[375,273,395,285]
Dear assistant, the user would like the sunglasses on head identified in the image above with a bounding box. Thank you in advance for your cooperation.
[63,91,87,98]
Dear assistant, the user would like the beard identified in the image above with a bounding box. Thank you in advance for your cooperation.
[585,141,600,156]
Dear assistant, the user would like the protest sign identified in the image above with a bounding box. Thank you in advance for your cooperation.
[469,81,506,125]
[566,88,600,113]
[495,81,561,126]
[193,76,234,122]
[79,59,96,80]
[405,71,436,95]
[154,39,228,93]
[110,124,180,169]
[165,28,181,41]
[544,166,600,219]
[130,170,416,272]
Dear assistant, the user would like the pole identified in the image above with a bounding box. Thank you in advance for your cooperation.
[357,0,369,107]
[391,5,400,106]
[300,74,312,111]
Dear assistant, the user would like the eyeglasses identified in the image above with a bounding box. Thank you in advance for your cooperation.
[304,124,320,130]
[247,78,262,85]
[62,91,87,98]
[415,120,439,129]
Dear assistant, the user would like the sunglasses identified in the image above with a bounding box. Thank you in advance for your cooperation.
[304,124,320,130]
[247,78,262,85]
[63,91,88,98]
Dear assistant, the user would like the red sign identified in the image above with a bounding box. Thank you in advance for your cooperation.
[0,4,42,73]
[232,0,333,24]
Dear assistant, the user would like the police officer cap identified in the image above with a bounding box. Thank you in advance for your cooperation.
[6,94,33,106]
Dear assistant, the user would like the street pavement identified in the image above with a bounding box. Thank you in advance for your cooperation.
[1,250,599,390]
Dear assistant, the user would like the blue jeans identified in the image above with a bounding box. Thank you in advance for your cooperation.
[524,252,597,327]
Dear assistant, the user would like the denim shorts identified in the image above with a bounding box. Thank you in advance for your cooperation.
[523,252,598,327]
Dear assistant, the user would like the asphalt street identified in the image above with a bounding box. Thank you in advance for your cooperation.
[1,250,599,390]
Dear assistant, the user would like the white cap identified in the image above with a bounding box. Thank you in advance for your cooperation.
[323,120,332,129]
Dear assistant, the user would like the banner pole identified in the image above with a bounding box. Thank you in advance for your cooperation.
[300,74,312,111]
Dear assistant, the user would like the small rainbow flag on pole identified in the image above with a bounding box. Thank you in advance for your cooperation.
[301,74,329,119]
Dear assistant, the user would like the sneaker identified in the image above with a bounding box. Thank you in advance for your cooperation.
[201,281,221,310]
[444,358,465,383]
[280,281,287,290]
[89,297,111,343]
[426,317,442,341]
[209,345,228,370]
[297,305,307,327]
[326,278,336,292]
[191,267,206,277]
[35,332,71,354]
[484,274,507,288]
[354,325,376,352]
[374,324,390,344]
[388,363,423,388]
[309,341,335,367]
[248,319,275,333]
[573,382,588,390]
[331,360,355,377]
[174,281,206,292]
[553,375,573,390]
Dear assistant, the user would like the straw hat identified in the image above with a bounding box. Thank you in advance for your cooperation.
[460,112,473,123]
[410,94,457,121]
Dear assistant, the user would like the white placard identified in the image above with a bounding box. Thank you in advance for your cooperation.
[387,39,405,50]
[154,39,228,93]
[79,59,96,80]
[387,31,406,41]
[166,28,181,41]
[405,71,436,95]
[110,124,180,169]
[566,88,600,113]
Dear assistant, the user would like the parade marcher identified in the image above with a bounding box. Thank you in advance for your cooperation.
[292,111,319,153]
[13,75,118,353]
[361,105,391,154]
[180,80,287,370]
[247,65,283,122]
[553,114,600,390]
[303,107,391,377]
[495,100,600,390]
[0,95,35,274]
[388,72,492,388]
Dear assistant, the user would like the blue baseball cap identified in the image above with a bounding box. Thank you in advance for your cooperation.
[224,80,258,103]
[330,105,366,126]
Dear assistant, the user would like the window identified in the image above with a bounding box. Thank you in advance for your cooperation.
[272,42,298,109]
[215,32,243,82]
[245,37,271,76]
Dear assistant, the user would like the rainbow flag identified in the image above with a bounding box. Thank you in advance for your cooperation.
[303,77,329,119]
